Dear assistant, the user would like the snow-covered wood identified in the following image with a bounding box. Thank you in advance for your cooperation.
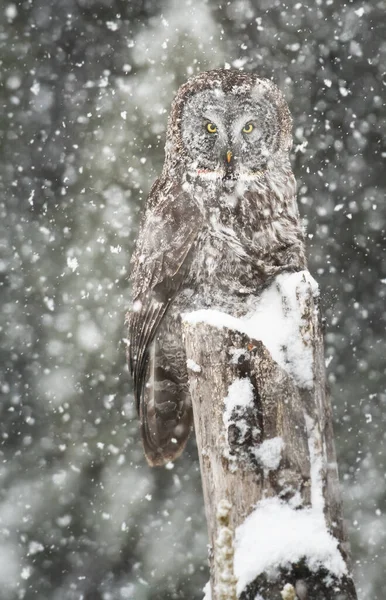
[182,272,357,600]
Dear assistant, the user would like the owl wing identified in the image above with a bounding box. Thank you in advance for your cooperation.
[242,183,307,276]
[127,178,201,412]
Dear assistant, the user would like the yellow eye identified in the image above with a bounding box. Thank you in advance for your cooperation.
[243,123,254,134]
[206,123,217,133]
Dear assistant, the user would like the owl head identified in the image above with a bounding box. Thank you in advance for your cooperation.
[165,70,293,182]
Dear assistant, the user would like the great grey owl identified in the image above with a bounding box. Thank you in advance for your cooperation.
[126,69,306,466]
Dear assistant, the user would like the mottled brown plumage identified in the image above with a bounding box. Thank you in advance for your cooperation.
[126,70,306,466]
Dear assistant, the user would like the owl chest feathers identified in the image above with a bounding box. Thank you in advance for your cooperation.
[191,216,249,288]
[183,176,300,302]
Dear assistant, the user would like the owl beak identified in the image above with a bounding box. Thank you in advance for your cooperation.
[224,150,236,182]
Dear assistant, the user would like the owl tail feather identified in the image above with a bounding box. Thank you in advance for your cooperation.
[140,342,193,467]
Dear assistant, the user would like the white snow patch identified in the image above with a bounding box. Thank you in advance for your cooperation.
[234,497,347,595]
[223,378,254,430]
[67,256,79,272]
[234,413,346,595]
[187,358,201,373]
[203,581,212,600]
[28,541,44,556]
[5,4,17,20]
[254,437,284,471]
[21,566,31,580]
[281,583,296,600]
[43,296,55,311]
[229,347,247,364]
[184,309,247,331]
[183,271,319,389]
[6,75,21,90]
[132,299,142,312]
[57,514,72,527]
[30,81,40,96]
[106,20,119,31]
[27,189,35,205]
[325,355,333,368]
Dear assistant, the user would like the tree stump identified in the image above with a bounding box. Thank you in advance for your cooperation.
[182,271,357,600]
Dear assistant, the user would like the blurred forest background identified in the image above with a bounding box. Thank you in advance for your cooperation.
[0,0,385,598]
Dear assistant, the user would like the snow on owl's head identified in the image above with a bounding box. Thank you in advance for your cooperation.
[166,70,293,181]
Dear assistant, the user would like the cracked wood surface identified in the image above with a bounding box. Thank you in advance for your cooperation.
[182,279,357,600]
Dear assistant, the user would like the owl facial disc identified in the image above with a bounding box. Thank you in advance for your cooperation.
[179,85,284,182]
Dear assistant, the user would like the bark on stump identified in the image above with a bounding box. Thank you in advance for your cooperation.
[182,273,357,600]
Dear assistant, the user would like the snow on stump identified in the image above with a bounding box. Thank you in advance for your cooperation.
[182,271,357,600]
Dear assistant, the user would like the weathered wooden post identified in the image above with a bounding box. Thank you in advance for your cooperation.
[182,271,357,600]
